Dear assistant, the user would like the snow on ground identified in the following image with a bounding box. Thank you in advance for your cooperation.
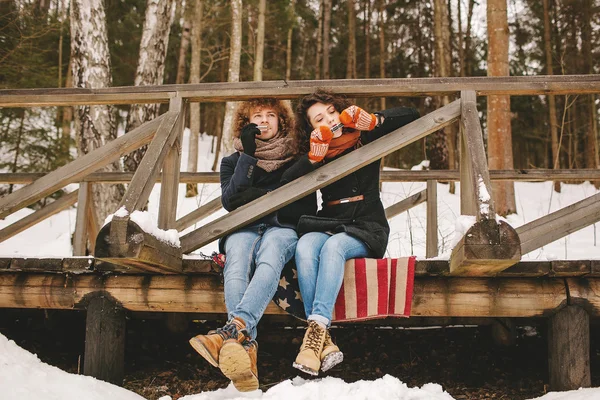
[1,129,599,399]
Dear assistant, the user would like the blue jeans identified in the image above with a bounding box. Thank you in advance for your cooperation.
[223,224,298,340]
[295,232,370,327]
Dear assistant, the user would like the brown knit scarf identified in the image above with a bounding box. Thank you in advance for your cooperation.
[233,135,295,172]
[325,130,361,160]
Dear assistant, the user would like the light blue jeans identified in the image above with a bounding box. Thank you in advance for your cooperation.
[295,232,370,327]
[223,223,298,340]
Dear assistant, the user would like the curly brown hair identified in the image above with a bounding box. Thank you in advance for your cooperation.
[295,89,352,139]
[233,98,302,156]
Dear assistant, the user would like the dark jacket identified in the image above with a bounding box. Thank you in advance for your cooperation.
[219,151,317,252]
[282,107,420,258]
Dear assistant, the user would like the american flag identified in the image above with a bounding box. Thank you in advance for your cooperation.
[273,257,415,322]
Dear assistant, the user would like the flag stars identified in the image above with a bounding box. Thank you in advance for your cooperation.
[279,276,289,289]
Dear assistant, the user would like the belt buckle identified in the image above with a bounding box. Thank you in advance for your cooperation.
[339,198,350,204]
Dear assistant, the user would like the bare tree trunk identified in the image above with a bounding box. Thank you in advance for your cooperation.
[487,0,516,216]
[322,0,332,79]
[364,0,370,79]
[285,0,296,80]
[346,0,356,79]
[175,0,193,85]
[253,0,265,81]
[378,0,385,109]
[457,0,464,77]
[70,0,123,224]
[465,0,475,76]
[186,0,204,198]
[581,0,598,172]
[9,110,25,194]
[315,0,323,79]
[124,0,174,173]
[543,0,561,192]
[221,0,243,154]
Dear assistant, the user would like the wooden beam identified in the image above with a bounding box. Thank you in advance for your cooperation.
[5,169,600,184]
[0,190,78,244]
[175,197,223,232]
[0,115,164,219]
[548,305,591,391]
[516,192,600,255]
[2,272,594,317]
[384,190,426,219]
[180,100,462,253]
[73,183,91,256]
[426,180,438,258]
[1,75,600,107]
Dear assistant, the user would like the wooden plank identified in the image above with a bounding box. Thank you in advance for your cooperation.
[414,260,449,276]
[180,100,462,253]
[590,260,600,277]
[0,190,78,243]
[63,257,95,273]
[426,180,438,258]
[0,259,10,269]
[460,90,495,220]
[87,191,99,254]
[10,258,64,272]
[0,273,586,317]
[2,75,600,107]
[158,98,186,229]
[5,169,600,184]
[83,294,126,385]
[497,261,551,277]
[517,192,600,255]
[0,116,164,219]
[548,305,591,391]
[449,219,521,276]
[175,197,223,231]
[182,259,217,274]
[550,260,590,276]
[384,190,426,219]
[73,183,91,256]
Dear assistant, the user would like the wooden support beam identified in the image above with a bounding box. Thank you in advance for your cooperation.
[73,183,91,256]
[426,180,438,258]
[1,75,600,107]
[516,192,600,255]
[384,190,426,219]
[548,305,591,391]
[2,272,597,317]
[0,190,78,244]
[175,197,223,232]
[0,116,163,219]
[83,293,126,386]
[180,100,461,253]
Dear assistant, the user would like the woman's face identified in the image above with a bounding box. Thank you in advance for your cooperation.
[306,102,343,138]
[249,106,279,140]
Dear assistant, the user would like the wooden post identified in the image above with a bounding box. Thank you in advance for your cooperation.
[73,183,92,256]
[83,293,126,386]
[426,180,438,258]
[548,305,591,391]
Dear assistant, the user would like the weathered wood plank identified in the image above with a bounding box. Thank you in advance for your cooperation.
[384,190,426,219]
[426,180,438,258]
[517,192,600,255]
[175,197,223,232]
[180,100,461,253]
[550,260,590,276]
[0,116,164,219]
[548,305,591,391]
[5,169,600,184]
[9,258,65,272]
[497,261,551,277]
[0,273,582,317]
[0,190,78,243]
[2,75,600,107]
[73,183,91,256]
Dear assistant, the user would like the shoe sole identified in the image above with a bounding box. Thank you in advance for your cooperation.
[292,361,319,376]
[321,351,343,372]
[189,337,218,368]
[219,341,259,392]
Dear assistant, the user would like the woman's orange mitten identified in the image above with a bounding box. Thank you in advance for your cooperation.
[308,126,334,162]
[340,105,377,131]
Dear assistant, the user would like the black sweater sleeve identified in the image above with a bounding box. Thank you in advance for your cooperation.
[361,107,420,145]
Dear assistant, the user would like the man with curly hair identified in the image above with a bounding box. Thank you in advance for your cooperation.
[189,98,315,392]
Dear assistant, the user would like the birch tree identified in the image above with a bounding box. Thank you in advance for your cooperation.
[254,0,265,81]
[221,0,242,154]
[487,0,516,215]
[322,0,332,79]
[70,0,122,225]
[124,0,174,172]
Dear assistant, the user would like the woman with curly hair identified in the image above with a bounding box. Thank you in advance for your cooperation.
[189,98,315,392]
[286,89,420,376]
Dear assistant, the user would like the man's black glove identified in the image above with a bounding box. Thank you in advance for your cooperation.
[240,123,260,157]
[229,186,269,209]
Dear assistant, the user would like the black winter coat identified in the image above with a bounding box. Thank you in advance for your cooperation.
[219,152,317,252]
[282,107,420,258]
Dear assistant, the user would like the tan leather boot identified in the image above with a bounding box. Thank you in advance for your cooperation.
[189,317,247,367]
[321,330,343,372]
[219,338,259,392]
[292,320,327,376]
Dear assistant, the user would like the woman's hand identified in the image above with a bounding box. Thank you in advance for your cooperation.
[240,123,261,157]
[340,105,377,131]
[308,126,334,162]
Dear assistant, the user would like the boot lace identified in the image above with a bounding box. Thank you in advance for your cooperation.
[215,320,246,341]
[304,322,325,355]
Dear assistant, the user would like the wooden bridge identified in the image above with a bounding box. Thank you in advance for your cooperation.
[1,75,600,390]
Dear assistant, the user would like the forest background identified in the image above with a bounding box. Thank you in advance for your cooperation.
[0,0,599,223]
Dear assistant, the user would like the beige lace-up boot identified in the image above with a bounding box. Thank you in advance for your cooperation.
[292,320,327,375]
